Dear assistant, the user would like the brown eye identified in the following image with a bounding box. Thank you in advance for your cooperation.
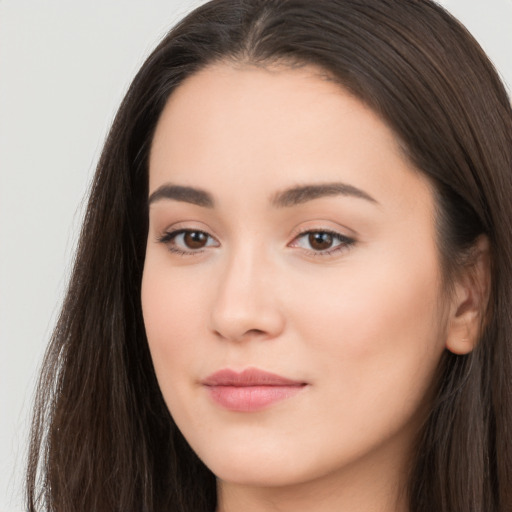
[289,229,355,256]
[308,232,334,251]
[183,231,209,249]
[159,229,218,255]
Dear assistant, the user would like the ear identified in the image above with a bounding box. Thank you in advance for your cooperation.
[445,235,491,355]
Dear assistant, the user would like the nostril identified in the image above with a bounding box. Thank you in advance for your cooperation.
[246,329,265,336]
[213,327,268,341]
[209,287,286,341]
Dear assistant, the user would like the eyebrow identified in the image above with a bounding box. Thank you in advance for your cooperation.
[271,182,378,208]
[147,181,377,209]
[148,184,214,208]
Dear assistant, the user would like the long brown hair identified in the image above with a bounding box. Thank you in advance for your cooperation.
[27,1,512,510]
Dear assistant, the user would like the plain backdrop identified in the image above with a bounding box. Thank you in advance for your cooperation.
[0,1,510,510]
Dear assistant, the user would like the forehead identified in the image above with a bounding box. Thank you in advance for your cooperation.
[149,62,433,217]
[149,63,398,162]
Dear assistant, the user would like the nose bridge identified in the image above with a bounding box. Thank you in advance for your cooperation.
[209,238,284,341]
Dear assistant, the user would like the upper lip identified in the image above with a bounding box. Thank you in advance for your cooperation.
[202,368,305,387]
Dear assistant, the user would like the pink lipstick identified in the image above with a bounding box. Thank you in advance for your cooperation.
[202,368,307,412]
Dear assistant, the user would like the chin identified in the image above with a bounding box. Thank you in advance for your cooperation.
[190,438,305,487]
[209,459,311,488]
[192,437,345,490]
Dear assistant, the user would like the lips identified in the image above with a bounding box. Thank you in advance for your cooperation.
[202,368,307,412]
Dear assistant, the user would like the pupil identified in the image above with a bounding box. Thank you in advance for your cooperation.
[309,232,333,250]
[184,231,207,249]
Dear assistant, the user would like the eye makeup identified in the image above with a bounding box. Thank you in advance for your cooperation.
[156,226,355,258]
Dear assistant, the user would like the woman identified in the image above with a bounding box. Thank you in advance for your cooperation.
[27,0,512,511]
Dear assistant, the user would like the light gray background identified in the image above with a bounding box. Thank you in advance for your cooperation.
[0,1,510,510]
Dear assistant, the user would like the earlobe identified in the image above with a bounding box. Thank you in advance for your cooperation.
[445,235,491,355]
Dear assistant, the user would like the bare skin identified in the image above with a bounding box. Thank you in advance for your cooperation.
[142,63,487,512]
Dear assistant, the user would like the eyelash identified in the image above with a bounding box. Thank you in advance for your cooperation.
[157,229,217,256]
[157,228,355,257]
[290,228,355,257]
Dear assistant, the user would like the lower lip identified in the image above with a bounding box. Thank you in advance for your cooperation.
[205,385,306,412]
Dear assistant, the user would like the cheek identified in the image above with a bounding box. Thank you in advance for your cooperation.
[290,250,446,411]
[142,272,197,342]
[141,246,213,339]
[140,258,206,402]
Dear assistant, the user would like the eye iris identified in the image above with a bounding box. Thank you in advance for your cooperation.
[184,231,208,249]
[309,232,333,250]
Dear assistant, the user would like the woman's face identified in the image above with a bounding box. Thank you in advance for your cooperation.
[142,64,450,489]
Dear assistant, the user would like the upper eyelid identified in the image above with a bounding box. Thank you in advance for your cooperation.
[157,222,220,240]
[159,226,354,252]
[160,226,351,239]
[159,228,219,244]
[292,226,350,237]
[159,221,356,241]
[289,229,354,247]
[290,224,356,241]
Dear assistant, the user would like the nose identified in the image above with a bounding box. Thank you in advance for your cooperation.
[208,245,286,342]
